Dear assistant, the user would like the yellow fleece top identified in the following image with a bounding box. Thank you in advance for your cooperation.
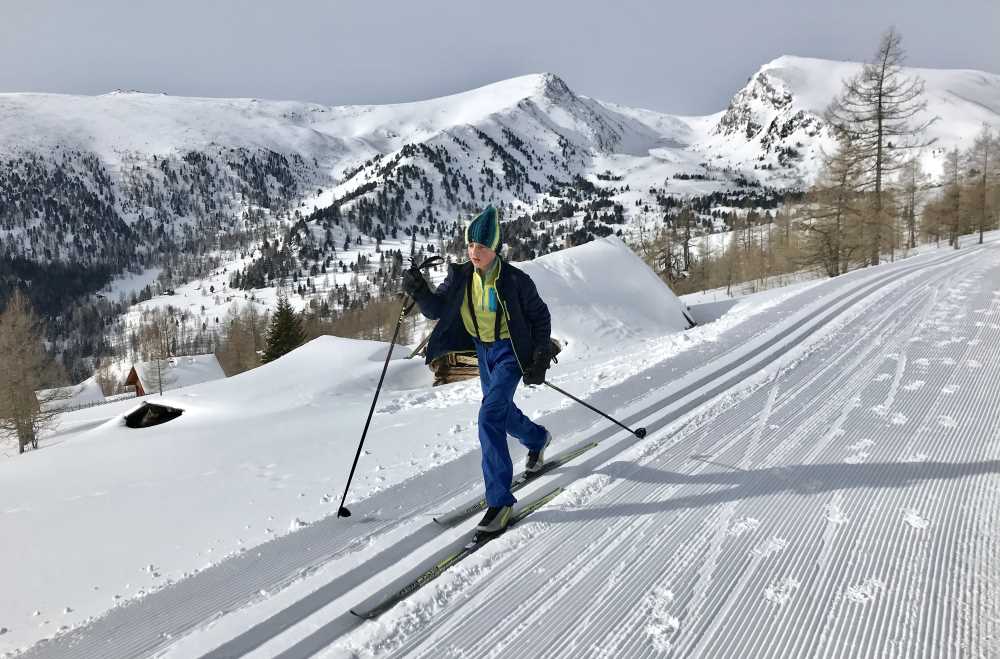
[461,258,510,342]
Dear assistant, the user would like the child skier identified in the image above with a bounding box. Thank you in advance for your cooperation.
[403,205,553,533]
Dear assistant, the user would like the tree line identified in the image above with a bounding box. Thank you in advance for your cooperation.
[637,28,999,295]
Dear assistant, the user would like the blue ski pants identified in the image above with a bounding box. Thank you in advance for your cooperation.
[474,339,548,507]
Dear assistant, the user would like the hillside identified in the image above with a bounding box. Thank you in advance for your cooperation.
[1,57,998,375]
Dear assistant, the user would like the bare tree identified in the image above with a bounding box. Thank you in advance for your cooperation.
[942,148,963,249]
[826,27,935,266]
[800,136,865,276]
[965,125,999,244]
[0,292,70,454]
[139,313,178,395]
[216,303,268,375]
[898,156,929,250]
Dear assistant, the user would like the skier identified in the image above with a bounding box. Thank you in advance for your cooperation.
[403,205,553,533]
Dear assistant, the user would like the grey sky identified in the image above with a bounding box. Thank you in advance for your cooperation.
[2,0,997,115]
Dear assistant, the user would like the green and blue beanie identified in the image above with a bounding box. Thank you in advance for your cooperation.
[465,205,502,251]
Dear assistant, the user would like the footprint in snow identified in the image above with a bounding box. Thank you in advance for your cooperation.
[965,359,982,369]
[902,380,925,392]
[727,516,760,537]
[763,576,800,606]
[873,373,892,382]
[824,503,849,525]
[848,439,874,452]
[941,384,959,395]
[642,587,679,653]
[753,536,788,557]
[901,509,930,529]
[890,413,908,425]
[844,452,869,464]
[845,578,884,604]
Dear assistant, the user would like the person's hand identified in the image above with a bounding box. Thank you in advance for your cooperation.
[522,346,551,386]
[401,268,429,298]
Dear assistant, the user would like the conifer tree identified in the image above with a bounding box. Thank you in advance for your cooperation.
[965,125,999,244]
[261,294,305,363]
[826,27,934,266]
[801,136,865,276]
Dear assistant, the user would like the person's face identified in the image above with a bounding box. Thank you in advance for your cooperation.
[468,242,496,270]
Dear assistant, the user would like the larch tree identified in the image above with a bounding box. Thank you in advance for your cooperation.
[898,156,929,250]
[139,312,178,395]
[217,303,268,375]
[800,135,865,277]
[942,148,963,249]
[965,125,999,244]
[0,291,70,454]
[826,27,935,266]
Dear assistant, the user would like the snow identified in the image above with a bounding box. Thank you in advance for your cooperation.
[130,353,227,394]
[35,377,105,412]
[3,57,995,198]
[699,55,1000,181]
[2,232,998,657]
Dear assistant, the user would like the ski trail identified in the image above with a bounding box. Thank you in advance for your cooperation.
[700,270,937,658]
[354,248,1000,657]
[376,268,892,656]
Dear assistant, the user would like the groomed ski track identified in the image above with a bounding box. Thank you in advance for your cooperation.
[25,242,1000,658]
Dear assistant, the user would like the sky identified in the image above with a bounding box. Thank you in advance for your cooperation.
[2,0,997,115]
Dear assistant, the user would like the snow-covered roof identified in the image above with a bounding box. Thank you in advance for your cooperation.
[36,376,105,412]
[130,354,226,393]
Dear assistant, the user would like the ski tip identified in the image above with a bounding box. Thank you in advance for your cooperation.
[349,608,373,620]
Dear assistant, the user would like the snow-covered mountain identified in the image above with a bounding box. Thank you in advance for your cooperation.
[1,57,998,325]
[698,55,1000,181]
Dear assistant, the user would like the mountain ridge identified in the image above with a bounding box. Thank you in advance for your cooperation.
[1,56,998,377]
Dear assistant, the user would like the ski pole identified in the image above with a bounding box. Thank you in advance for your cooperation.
[543,381,647,439]
[337,255,443,518]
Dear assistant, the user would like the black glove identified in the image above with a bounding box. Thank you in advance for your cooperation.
[522,346,551,386]
[401,267,429,298]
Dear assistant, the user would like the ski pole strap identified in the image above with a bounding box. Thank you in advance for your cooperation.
[414,255,445,270]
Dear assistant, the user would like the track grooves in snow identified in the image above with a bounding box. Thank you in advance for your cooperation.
[19,246,995,659]
[219,252,970,657]
[325,246,1000,658]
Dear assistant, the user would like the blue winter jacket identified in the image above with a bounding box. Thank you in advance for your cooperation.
[413,258,551,373]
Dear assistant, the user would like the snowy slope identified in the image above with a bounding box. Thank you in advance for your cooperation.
[0,237,690,655]
[5,234,999,658]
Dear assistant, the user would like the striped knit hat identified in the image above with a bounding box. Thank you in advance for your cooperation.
[465,205,502,251]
